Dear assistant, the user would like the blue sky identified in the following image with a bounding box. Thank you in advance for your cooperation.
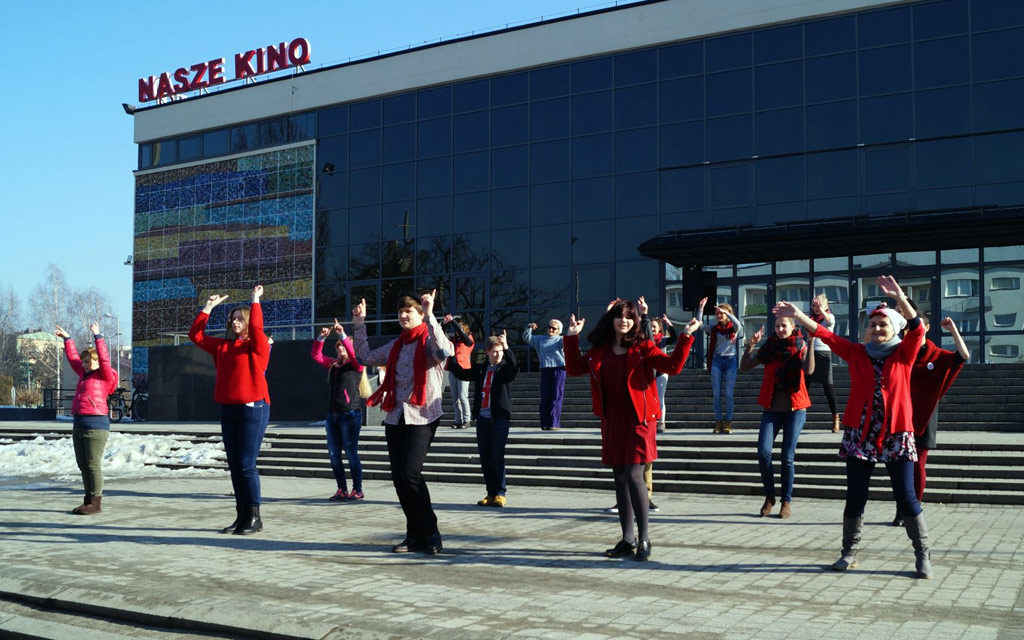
[0,0,608,337]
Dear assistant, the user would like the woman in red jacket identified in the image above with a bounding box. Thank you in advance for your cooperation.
[189,285,271,535]
[564,298,700,561]
[777,275,933,579]
[56,321,118,515]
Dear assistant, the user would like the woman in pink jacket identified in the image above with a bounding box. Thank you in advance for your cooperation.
[56,322,118,515]
[311,320,368,501]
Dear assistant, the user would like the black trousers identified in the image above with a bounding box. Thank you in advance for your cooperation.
[385,417,440,541]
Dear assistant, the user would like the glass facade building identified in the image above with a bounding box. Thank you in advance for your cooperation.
[133,0,1024,389]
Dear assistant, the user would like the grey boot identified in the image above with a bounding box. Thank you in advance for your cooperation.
[904,513,932,579]
[831,516,863,571]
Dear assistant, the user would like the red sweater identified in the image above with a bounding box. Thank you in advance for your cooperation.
[910,339,965,438]
[813,320,923,447]
[189,303,271,405]
[756,352,812,411]
[564,334,694,422]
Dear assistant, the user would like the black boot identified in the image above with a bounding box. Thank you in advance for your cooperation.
[233,505,263,535]
[220,502,242,534]
[891,507,904,527]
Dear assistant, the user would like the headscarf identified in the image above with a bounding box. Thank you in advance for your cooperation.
[863,307,906,360]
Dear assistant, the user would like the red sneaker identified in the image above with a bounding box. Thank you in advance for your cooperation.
[346,490,364,501]
[329,488,349,501]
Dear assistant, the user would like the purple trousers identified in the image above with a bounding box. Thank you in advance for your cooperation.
[540,367,566,429]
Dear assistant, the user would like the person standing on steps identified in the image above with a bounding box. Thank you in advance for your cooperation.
[740,314,814,519]
[442,315,475,429]
[777,275,935,579]
[807,294,842,433]
[564,298,700,562]
[524,318,566,431]
[57,321,118,515]
[696,297,743,434]
[189,285,271,535]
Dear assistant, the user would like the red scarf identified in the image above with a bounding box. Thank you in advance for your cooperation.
[707,320,737,369]
[810,310,827,325]
[756,334,806,392]
[366,323,429,412]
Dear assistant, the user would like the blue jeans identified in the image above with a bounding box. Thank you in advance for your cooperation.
[844,458,922,519]
[476,416,510,496]
[449,371,471,426]
[757,409,807,502]
[221,401,269,507]
[710,354,737,421]
[655,373,668,423]
[326,409,363,492]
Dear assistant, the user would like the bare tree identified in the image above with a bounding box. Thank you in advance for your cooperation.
[0,284,20,379]
[28,264,71,392]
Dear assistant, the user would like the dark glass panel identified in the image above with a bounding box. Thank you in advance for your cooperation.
[452,231,490,272]
[491,146,528,188]
[615,172,658,217]
[490,186,529,229]
[865,192,911,214]
[202,129,229,157]
[572,134,613,177]
[317,174,348,211]
[661,209,706,231]
[417,86,451,119]
[805,15,855,55]
[860,93,912,144]
[531,139,570,182]
[571,220,615,264]
[614,83,657,128]
[455,274,486,309]
[260,117,287,146]
[616,260,661,308]
[492,72,529,106]
[660,120,704,166]
[572,176,614,221]
[976,181,1024,205]
[381,239,415,277]
[660,166,706,211]
[491,271,531,313]
[288,113,314,141]
[382,93,415,125]
[349,205,381,243]
[805,54,856,102]
[348,242,380,280]
[349,99,380,130]
[916,138,972,189]
[349,129,381,168]
[917,186,973,210]
[531,224,570,266]
[349,167,381,206]
[454,192,490,232]
[139,143,152,169]
[454,78,489,113]
[178,135,200,161]
[318,104,348,136]
[531,267,570,312]
[381,277,416,315]
[417,157,451,198]
[806,101,857,149]
[615,127,657,172]
[615,49,657,86]
[707,69,752,116]
[615,216,659,260]
[417,235,451,275]
[315,281,347,320]
[975,131,1024,183]
[491,105,528,147]
[574,265,613,308]
[754,24,802,64]
[659,76,703,122]
[974,79,1024,131]
[659,41,703,78]
[915,37,970,88]
[807,149,858,198]
[319,209,348,247]
[757,202,805,224]
[755,61,802,110]
[756,155,805,202]
[318,135,347,171]
[454,151,489,193]
[754,108,803,155]
[382,124,414,163]
[230,124,257,152]
[706,32,751,71]
[915,85,971,137]
[973,29,1024,82]
[454,111,489,152]
[858,5,911,47]
[490,227,529,269]
[417,196,452,237]
[807,196,859,219]
[972,0,1024,31]
[865,145,910,192]
[572,90,613,135]
[914,0,968,39]
[707,115,753,162]
[859,46,912,95]
[531,97,570,141]
[531,64,571,99]
[531,182,570,225]
[382,162,415,202]
[710,163,751,208]
[417,117,451,158]
[572,56,613,92]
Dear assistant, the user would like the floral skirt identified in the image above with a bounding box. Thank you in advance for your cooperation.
[839,426,917,463]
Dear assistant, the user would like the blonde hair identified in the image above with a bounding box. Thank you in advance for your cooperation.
[814,293,828,305]
[79,347,98,362]
[717,303,734,315]
[226,306,250,339]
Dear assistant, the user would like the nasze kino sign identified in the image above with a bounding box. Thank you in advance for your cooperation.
[138,37,311,103]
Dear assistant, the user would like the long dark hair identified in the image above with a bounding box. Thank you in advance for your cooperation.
[587,299,643,348]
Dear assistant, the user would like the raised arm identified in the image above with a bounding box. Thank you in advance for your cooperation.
[91,322,115,382]
[422,290,454,364]
[739,326,765,372]
[562,315,590,376]
[311,326,335,368]
[942,317,971,361]
[802,339,815,375]
[445,315,474,347]
[523,323,538,346]
[351,298,393,367]
[56,326,83,376]
[647,318,700,374]
[189,294,228,355]
[248,286,269,358]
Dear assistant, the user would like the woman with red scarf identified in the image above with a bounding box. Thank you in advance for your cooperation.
[778,275,934,579]
[740,314,814,519]
[564,298,700,562]
[696,298,743,434]
[352,290,453,555]
[808,294,842,432]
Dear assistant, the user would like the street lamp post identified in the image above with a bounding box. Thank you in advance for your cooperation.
[102,313,120,386]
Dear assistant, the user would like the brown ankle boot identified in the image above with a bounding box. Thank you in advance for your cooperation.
[722,421,732,434]
[759,496,776,517]
[831,414,841,433]
[779,501,792,519]
[713,420,723,434]
[73,496,102,515]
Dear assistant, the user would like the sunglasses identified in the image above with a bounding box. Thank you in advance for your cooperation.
[547,326,559,331]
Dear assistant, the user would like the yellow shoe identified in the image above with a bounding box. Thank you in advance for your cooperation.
[713,420,723,434]
[477,495,493,506]
[491,495,507,507]
[722,421,732,434]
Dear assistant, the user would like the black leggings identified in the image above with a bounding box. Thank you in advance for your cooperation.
[821,383,838,415]
[844,457,922,519]
[613,464,649,544]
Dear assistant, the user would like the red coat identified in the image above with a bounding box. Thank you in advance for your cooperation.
[189,302,271,405]
[910,339,965,438]
[756,352,811,411]
[65,336,118,416]
[813,321,924,449]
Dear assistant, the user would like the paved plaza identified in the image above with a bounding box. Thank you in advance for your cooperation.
[1,468,1022,640]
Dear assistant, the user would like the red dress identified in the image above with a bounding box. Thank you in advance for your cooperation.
[599,351,656,466]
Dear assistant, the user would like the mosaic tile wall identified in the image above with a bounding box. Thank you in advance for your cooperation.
[132,144,315,385]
